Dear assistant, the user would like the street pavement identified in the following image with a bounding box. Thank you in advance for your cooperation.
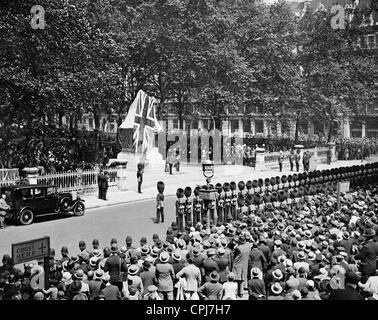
[0,196,178,267]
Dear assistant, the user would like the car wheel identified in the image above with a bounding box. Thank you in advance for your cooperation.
[19,209,34,225]
[73,202,85,216]
[60,198,71,213]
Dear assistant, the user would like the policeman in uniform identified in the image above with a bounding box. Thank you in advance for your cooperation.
[156,181,165,223]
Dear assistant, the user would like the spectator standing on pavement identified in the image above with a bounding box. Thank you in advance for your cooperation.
[278,150,284,172]
[137,163,144,194]
[0,194,10,229]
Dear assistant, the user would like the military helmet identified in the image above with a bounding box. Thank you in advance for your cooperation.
[176,188,184,198]
[184,186,192,198]
[238,181,245,191]
[157,181,165,193]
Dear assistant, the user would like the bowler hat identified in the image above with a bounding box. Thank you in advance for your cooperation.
[272,269,283,280]
[210,270,220,282]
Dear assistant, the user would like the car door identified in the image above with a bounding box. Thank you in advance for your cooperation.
[33,187,52,214]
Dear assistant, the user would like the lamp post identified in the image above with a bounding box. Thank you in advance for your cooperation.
[199,160,216,232]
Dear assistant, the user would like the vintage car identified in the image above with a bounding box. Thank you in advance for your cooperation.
[0,184,85,225]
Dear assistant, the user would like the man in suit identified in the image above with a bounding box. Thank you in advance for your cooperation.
[176,253,202,299]
[99,273,122,300]
[97,170,104,200]
[355,228,378,283]
[104,243,128,291]
[232,235,252,298]
[249,242,267,273]
[328,272,363,300]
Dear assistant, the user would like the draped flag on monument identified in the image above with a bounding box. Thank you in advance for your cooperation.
[119,90,162,154]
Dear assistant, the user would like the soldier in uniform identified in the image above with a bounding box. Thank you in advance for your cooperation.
[327,148,332,165]
[184,187,192,227]
[278,150,284,172]
[294,150,301,172]
[193,187,203,226]
[223,183,232,223]
[215,183,224,225]
[137,163,144,193]
[230,182,238,221]
[156,181,165,224]
[289,149,295,171]
[176,188,185,231]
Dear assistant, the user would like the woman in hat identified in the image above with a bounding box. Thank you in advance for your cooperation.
[155,251,175,300]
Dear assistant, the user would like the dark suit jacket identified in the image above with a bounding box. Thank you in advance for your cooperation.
[248,278,266,299]
[355,240,378,275]
[104,254,128,283]
[328,286,364,300]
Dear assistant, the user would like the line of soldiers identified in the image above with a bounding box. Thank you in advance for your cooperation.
[172,162,378,232]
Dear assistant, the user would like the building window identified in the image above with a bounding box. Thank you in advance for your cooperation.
[299,120,308,135]
[350,121,362,138]
[88,118,94,130]
[173,119,179,129]
[230,120,239,133]
[368,35,375,48]
[366,118,378,137]
[202,119,209,130]
[243,119,251,133]
[255,120,264,133]
[256,105,264,114]
[192,120,198,129]
[281,120,290,134]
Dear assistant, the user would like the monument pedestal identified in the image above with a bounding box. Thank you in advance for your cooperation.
[255,148,267,170]
[145,147,165,168]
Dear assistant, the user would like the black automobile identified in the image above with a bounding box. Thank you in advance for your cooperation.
[0,184,85,225]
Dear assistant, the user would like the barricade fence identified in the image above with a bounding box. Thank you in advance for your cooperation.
[0,169,118,196]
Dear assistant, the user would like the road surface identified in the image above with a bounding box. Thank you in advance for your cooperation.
[0,196,178,263]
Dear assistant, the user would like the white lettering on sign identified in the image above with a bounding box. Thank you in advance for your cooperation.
[12,237,50,265]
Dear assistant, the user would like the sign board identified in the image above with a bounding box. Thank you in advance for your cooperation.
[12,236,50,265]
[337,181,350,210]
[338,181,350,193]
[198,189,217,201]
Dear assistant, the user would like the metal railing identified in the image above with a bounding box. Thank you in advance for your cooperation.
[0,168,119,196]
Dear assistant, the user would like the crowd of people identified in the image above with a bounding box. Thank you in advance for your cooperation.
[1,175,378,301]
[336,137,378,161]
